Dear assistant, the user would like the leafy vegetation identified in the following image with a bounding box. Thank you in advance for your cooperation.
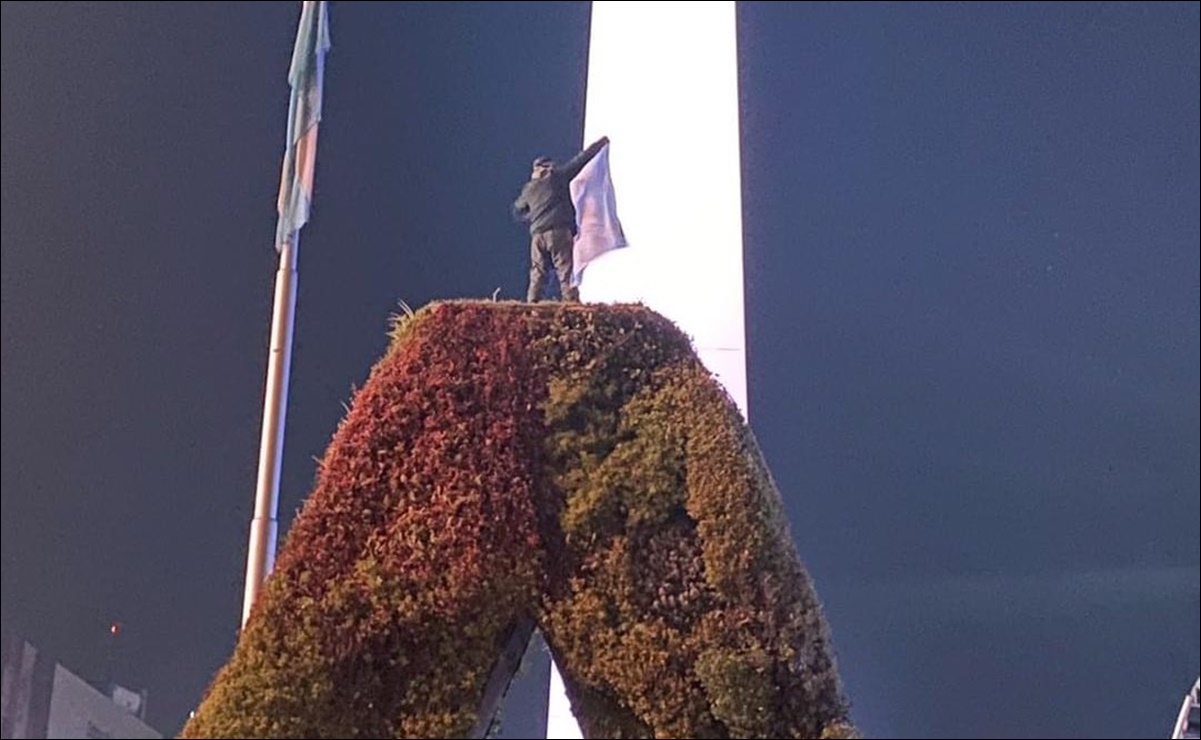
[181,301,852,739]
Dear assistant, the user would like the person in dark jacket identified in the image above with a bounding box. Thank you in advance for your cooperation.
[513,136,609,302]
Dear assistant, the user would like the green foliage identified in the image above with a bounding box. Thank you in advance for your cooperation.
[181,301,852,739]
[695,647,775,736]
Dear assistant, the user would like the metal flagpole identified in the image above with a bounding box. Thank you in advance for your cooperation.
[241,0,330,628]
[242,236,300,627]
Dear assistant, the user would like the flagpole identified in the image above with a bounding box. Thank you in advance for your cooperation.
[242,235,300,627]
[239,0,328,628]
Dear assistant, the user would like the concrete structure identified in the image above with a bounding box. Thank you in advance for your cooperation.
[1,627,160,740]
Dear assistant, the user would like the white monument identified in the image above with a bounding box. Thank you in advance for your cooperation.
[548,2,747,736]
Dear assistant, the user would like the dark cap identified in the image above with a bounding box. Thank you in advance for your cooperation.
[532,156,554,169]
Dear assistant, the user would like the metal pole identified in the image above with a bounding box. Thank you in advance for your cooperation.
[242,235,300,627]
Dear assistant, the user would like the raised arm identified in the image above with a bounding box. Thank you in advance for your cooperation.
[512,191,530,222]
[559,136,609,181]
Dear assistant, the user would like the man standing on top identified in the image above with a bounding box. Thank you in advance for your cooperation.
[513,136,609,302]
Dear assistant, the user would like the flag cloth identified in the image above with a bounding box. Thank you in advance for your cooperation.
[275,1,331,251]
[569,142,627,286]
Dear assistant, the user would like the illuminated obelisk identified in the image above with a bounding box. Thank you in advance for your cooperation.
[547,2,747,736]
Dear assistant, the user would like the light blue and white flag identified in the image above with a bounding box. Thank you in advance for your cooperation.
[275,1,331,251]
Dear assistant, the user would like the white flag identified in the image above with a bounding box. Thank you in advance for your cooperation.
[569,142,627,286]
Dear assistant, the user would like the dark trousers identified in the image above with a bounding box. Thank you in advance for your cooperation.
[527,227,579,302]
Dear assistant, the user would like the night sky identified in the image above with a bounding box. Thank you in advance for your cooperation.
[2,2,1198,738]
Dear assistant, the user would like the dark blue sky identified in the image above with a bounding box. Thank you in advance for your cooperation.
[2,2,1197,737]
